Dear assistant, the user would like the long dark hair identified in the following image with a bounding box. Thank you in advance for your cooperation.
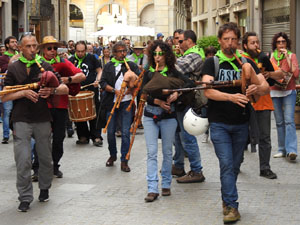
[147,40,176,71]
[271,32,291,51]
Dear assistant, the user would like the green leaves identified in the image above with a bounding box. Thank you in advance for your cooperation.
[197,36,220,51]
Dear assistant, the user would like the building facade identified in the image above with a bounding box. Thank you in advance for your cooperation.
[69,0,192,43]
[0,0,69,44]
[192,0,300,57]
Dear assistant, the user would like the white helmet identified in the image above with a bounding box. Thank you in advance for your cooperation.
[183,108,209,136]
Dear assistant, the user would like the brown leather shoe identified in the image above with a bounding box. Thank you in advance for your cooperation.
[176,171,205,183]
[161,188,171,196]
[106,156,117,167]
[223,207,240,223]
[172,164,186,177]
[222,201,229,215]
[144,193,159,202]
[121,161,131,172]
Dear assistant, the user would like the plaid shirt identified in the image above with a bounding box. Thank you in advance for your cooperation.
[175,53,203,81]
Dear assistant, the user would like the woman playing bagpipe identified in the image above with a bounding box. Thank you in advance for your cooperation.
[142,41,195,202]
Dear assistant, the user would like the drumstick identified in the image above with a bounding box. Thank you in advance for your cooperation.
[80,83,95,89]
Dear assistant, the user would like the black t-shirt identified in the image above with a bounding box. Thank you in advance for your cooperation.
[69,53,101,87]
[201,57,260,124]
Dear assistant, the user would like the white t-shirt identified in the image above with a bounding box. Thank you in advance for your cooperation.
[113,64,132,102]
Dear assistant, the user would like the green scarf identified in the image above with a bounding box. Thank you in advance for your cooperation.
[132,53,144,64]
[19,54,42,68]
[149,65,168,77]
[215,50,242,72]
[174,51,182,58]
[41,55,61,65]
[111,57,129,67]
[4,51,18,58]
[183,45,205,60]
[74,53,87,68]
[273,49,292,66]
[242,52,258,64]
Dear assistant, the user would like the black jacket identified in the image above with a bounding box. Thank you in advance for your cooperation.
[100,61,140,110]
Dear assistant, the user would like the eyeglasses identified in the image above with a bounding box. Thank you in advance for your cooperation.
[47,46,58,51]
[276,40,286,44]
[115,49,127,53]
[153,51,164,56]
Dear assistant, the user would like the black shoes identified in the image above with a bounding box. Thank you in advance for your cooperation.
[39,189,49,202]
[2,138,9,144]
[93,138,103,147]
[67,128,74,138]
[76,137,89,144]
[31,171,39,182]
[18,202,30,212]
[260,169,277,179]
[54,169,63,178]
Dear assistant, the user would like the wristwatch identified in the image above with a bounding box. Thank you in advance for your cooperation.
[68,76,72,84]
[111,88,115,93]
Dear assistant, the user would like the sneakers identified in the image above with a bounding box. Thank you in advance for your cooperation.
[287,152,297,161]
[260,169,277,179]
[273,152,286,158]
[54,169,63,178]
[93,138,103,147]
[18,202,30,212]
[115,130,122,137]
[171,164,186,177]
[161,188,171,196]
[31,171,39,182]
[1,138,9,144]
[176,171,205,183]
[201,134,208,143]
[144,193,159,202]
[39,189,49,202]
[223,207,240,224]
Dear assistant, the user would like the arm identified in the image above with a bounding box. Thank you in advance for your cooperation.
[202,74,249,108]
[176,54,203,76]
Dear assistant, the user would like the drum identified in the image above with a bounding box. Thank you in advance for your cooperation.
[68,91,96,122]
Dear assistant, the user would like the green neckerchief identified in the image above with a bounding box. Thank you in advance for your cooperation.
[19,54,42,68]
[242,52,258,64]
[183,45,205,60]
[132,53,144,64]
[111,57,129,67]
[174,51,182,58]
[149,65,168,77]
[4,51,18,58]
[74,53,87,68]
[273,49,292,66]
[41,55,60,65]
[215,50,242,72]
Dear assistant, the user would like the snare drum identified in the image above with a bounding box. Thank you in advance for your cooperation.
[68,91,96,122]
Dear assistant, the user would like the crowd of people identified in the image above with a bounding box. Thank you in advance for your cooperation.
[0,22,299,224]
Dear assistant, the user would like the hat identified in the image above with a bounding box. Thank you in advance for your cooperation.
[39,36,62,47]
[132,41,145,49]
[157,33,164,39]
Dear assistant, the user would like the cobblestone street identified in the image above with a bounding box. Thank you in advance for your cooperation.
[0,116,300,225]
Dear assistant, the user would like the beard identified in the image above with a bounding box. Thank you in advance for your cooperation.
[247,49,259,58]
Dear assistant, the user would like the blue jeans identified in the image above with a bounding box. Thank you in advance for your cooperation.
[2,101,12,139]
[210,122,248,209]
[106,100,133,162]
[173,106,202,172]
[143,105,177,193]
[272,90,297,155]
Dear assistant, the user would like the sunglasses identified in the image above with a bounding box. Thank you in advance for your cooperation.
[153,51,164,56]
[19,32,33,42]
[47,46,58,51]
[178,39,186,44]
[276,40,286,44]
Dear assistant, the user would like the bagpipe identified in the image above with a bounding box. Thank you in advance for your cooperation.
[0,59,59,96]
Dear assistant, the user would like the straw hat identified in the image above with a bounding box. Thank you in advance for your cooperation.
[132,41,145,49]
[39,36,62,48]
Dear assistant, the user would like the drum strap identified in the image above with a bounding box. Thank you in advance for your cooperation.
[114,65,126,84]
